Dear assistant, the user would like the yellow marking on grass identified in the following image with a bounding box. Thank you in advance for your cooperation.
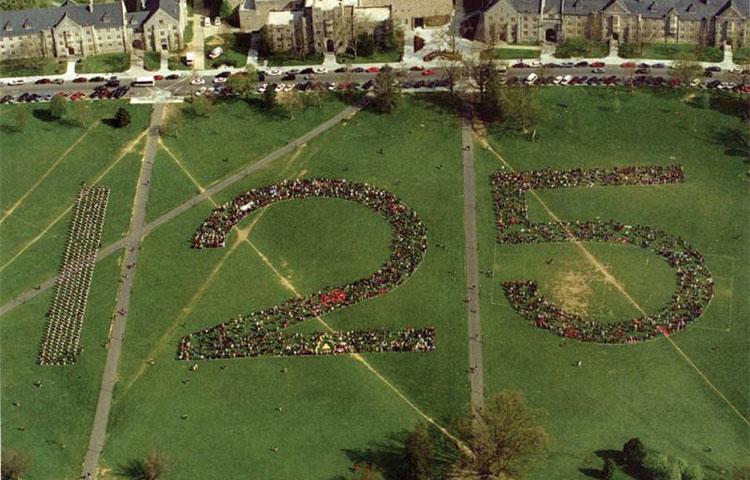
[158,138,208,195]
[477,134,750,427]
[244,238,471,454]
[0,131,148,273]
[0,121,100,226]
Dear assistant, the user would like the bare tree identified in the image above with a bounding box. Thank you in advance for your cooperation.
[1,449,29,480]
[449,391,550,480]
[277,89,305,119]
[671,53,703,84]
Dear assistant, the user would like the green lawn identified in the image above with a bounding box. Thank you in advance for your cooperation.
[100,95,469,478]
[154,96,348,208]
[336,49,403,64]
[184,20,194,45]
[262,52,324,67]
[475,88,749,479]
[0,57,65,78]
[143,51,161,71]
[480,48,541,60]
[734,47,750,64]
[554,38,609,58]
[0,102,151,303]
[619,42,724,62]
[0,250,126,479]
[76,52,131,74]
[168,55,191,71]
[204,33,249,68]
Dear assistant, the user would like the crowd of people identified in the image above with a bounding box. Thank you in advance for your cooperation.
[492,165,713,343]
[179,178,435,360]
[39,186,110,365]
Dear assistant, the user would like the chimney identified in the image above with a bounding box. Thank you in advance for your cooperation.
[88,0,93,12]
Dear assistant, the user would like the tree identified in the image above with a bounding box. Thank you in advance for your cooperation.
[404,422,432,480]
[602,457,616,480]
[67,101,91,127]
[373,65,401,113]
[160,105,183,137]
[14,107,27,132]
[135,449,170,480]
[114,107,131,128]
[1,449,29,480]
[450,390,550,479]
[226,70,258,101]
[671,54,703,84]
[188,96,215,117]
[262,87,277,111]
[49,95,68,120]
[496,85,543,135]
[357,32,375,57]
[623,437,646,467]
[277,90,305,119]
[346,18,366,61]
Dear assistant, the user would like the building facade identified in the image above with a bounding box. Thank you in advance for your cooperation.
[240,0,453,55]
[0,0,185,61]
[470,0,748,47]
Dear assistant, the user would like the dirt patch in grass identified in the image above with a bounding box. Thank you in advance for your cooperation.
[550,269,593,317]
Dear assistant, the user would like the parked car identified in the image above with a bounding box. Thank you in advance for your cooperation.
[559,62,574,68]
[706,66,721,72]
[107,79,120,87]
[352,67,365,73]
[561,74,573,85]
[635,68,649,74]
[72,77,87,83]
[191,77,205,85]
[620,62,636,68]
[314,67,329,74]
[300,67,314,74]
[730,67,744,74]
[154,74,164,80]
[410,65,424,71]
[213,76,227,83]
[544,63,559,68]
[335,67,348,73]
[282,73,296,81]
[422,69,436,76]
[524,72,538,85]
[575,61,589,67]
[365,66,380,73]
[652,62,666,68]
[268,68,282,76]
[8,79,25,86]
[35,78,51,84]
[166,74,180,80]
[52,78,64,84]
[592,67,606,73]
[257,83,267,93]
[511,62,528,68]
[89,76,105,82]
[638,62,650,68]
[590,62,605,68]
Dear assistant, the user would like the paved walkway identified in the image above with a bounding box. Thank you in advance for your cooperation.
[81,104,164,479]
[461,115,485,411]
[0,102,363,319]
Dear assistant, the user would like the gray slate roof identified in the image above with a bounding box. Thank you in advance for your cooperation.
[488,0,748,19]
[0,0,180,38]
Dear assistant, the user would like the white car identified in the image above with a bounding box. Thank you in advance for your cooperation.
[327,82,337,91]
[528,61,543,68]
[553,76,563,85]
[268,68,282,76]
[313,67,328,74]
[689,78,701,87]
[274,83,284,93]
[524,73,538,85]
[195,89,203,96]
[257,83,267,93]
[561,74,573,85]
[8,79,24,86]
[190,77,206,85]
[213,76,227,84]
[730,67,744,74]
[304,74,316,80]
[283,83,294,92]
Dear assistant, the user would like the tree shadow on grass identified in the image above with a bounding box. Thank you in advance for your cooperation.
[112,458,147,479]
[709,126,750,159]
[32,108,54,122]
[578,449,651,480]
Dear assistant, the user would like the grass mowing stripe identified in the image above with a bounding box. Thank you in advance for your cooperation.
[0,121,100,226]
[478,133,750,428]
[0,129,148,274]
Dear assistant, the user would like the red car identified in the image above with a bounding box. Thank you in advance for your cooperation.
[70,92,86,101]
[620,62,636,68]
[410,66,424,71]
[35,78,51,84]
[422,69,436,76]
[73,77,88,83]
[669,78,681,87]
[154,74,164,80]
[366,66,380,73]
[590,62,606,68]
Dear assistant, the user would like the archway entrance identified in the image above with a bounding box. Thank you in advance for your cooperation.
[132,39,143,50]
[545,28,557,42]
[326,39,334,52]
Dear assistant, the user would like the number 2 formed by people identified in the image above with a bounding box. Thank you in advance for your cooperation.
[177,178,436,361]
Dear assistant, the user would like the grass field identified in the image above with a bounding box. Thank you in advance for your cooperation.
[473,88,749,478]
[143,51,161,71]
[0,88,748,480]
[618,43,724,62]
[76,53,131,74]
[734,47,750,64]
[262,52,325,67]
[480,48,541,60]
[554,39,609,58]
[336,48,403,64]
[0,101,151,303]
[0,57,66,78]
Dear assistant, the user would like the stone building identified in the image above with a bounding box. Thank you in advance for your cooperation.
[470,0,748,47]
[239,0,453,54]
[0,0,185,61]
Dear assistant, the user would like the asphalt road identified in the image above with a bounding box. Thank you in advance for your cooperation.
[0,65,744,102]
